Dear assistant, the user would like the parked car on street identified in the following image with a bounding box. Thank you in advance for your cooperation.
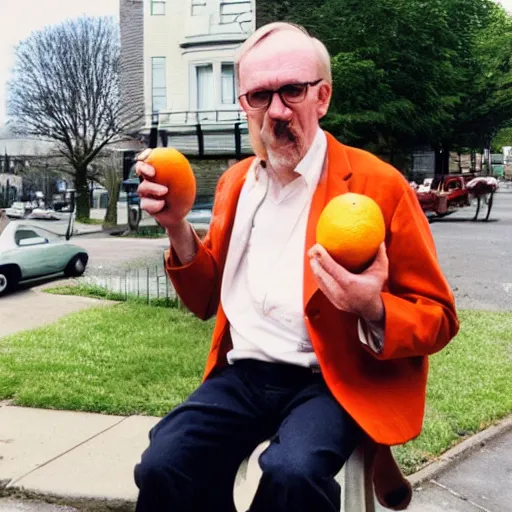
[4,202,26,219]
[0,220,88,296]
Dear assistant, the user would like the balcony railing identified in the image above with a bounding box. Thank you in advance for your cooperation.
[140,109,252,159]
[144,109,247,130]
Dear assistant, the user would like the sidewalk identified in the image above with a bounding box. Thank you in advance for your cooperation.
[0,403,510,511]
[0,286,115,339]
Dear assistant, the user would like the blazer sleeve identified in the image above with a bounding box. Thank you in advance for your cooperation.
[366,185,459,360]
[163,177,226,321]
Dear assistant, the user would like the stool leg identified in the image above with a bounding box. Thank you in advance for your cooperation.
[343,445,376,512]
[363,445,376,512]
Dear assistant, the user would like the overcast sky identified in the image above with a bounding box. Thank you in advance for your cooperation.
[0,0,119,124]
[0,0,511,125]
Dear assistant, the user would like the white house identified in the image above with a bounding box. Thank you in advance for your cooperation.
[145,0,253,129]
[119,0,256,201]
[120,0,254,132]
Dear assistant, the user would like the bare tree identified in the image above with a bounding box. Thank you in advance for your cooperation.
[7,16,142,221]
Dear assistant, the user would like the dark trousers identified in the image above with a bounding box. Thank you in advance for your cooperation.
[134,360,362,512]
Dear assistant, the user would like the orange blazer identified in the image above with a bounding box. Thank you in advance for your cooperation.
[165,132,459,447]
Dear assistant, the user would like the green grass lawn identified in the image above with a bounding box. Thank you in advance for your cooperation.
[0,304,510,475]
[0,304,213,416]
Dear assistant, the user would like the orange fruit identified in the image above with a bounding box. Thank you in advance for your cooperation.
[145,148,196,218]
[316,193,385,273]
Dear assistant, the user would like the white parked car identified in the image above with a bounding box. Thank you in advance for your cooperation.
[0,220,88,296]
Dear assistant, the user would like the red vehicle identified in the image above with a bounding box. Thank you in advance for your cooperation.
[413,174,498,221]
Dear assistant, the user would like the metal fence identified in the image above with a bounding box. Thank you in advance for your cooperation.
[82,265,177,304]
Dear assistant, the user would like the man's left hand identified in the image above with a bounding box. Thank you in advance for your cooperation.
[308,242,389,323]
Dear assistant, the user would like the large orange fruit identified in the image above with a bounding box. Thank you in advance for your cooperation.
[316,193,385,273]
[145,148,196,218]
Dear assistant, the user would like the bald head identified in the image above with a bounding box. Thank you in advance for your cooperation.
[235,22,332,88]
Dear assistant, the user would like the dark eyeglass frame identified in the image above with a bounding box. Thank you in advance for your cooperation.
[238,79,323,110]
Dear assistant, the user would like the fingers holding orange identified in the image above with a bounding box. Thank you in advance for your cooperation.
[137,179,168,199]
[140,197,166,215]
[135,161,156,180]
[133,147,197,230]
[137,178,168,217]
[136,148,152,162]
[144,148,196,219]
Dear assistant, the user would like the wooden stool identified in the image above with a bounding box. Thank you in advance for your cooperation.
[233,441,376,512]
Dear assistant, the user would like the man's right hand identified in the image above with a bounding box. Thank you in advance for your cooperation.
[135,149,186,230]
[135,149,198,264]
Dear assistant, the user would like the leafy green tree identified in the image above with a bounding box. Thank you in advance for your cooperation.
[256,0,512,173]
[452,3,512,151]
[492,127,512,152]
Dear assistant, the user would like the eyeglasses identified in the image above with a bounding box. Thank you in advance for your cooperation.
[239,79,323,110]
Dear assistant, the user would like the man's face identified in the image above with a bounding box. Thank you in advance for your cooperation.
[238,31,331,173]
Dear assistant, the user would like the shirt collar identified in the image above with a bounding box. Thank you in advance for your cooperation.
[293,127,327,189]
[252,127,327,190]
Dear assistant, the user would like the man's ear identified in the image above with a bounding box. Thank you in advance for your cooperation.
[317,82,332,119]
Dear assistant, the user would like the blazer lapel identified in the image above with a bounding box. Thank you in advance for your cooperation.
[211,158,255,270]
[303,132,354,307]
[219,158,264,294]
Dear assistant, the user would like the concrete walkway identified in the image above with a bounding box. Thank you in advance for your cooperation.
[407,425,512,511]
[0,403,510,511]
[0,286,115,339]
[0,406,153,510]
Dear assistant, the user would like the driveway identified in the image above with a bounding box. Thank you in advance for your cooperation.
[0,284,115,339]
[0,234,170,340]
[75,236,169,276]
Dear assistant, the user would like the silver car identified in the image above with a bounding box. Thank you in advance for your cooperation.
[0,221,88,296]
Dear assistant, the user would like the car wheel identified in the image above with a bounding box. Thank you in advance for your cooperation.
[65,255,87,277]
[0,268,19,297]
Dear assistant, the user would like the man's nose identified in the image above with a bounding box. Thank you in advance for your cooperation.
[267,92,293,121]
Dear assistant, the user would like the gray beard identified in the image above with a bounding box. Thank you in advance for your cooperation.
[265,144,302,174]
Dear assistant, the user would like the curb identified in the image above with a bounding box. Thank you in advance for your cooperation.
[1,487,133,512]
[2,415,511,509]
[408,414,512,487]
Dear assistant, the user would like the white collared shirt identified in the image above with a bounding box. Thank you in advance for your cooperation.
[221,128,381,367]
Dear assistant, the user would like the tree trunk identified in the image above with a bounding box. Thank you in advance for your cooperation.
[75,166,90,221]
[104,187,120,226]
[103,166,121,227]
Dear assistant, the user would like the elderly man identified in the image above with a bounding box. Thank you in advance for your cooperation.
[134,22,459,512]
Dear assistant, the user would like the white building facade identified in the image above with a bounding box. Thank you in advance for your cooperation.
[143,0,255,128]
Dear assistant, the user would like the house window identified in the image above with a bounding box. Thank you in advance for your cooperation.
[151,0,166,15]
[196,64,215,111]
[152,57,167,112]
[221,63,235,104]
[191,0,207,16]
[220,0,250,24]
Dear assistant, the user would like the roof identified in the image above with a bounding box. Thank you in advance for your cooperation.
[0,124,58,157]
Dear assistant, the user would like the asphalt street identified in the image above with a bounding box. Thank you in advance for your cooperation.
[8,189,512,311]
[430,188,512,311]
[73,188,512,311]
